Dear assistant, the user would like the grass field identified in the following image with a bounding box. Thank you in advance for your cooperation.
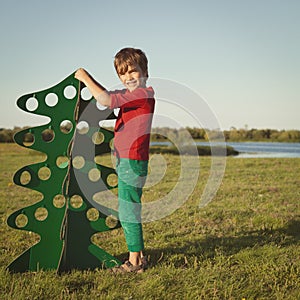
[0,143,300,299]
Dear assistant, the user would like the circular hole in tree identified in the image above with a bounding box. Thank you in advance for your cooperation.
[42,128,55,142]
[96,102,107,111]
[81,87,92,101]
[38,166,51,181]
[76,121,89,134]
[72,156,85,169]
[34,207,48,221]
[64,85,77,99]
[15,213,28,228]
[88,168,101,182]
[98,120,112,129]
[53,194,66,208]
[60,120,73,134]
[107,173,118,188]
[23,132,34,146]
[86,208,99,222]
[105,215,118,228]
[26,97,38,111]
[45,93,58,107]
[70,195,83,208]
[109,139,114,150]
[56,155,69,169]
[92,131,104,145]
[114,108,120,117]
[20,170,31,185]
[94,154,116,169]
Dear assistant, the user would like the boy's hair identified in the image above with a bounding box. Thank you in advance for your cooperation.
[114,47,149,79]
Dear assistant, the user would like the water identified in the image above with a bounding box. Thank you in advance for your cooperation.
[151,141,300,158]
[195,142,300,158]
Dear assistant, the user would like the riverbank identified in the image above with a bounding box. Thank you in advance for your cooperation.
[150,144,239,156]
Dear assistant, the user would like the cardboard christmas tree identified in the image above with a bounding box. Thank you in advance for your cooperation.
[7,72,121,273]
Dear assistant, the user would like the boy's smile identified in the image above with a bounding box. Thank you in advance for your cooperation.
[119,65,146,92]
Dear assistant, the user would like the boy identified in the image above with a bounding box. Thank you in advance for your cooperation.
[75,47,155,273]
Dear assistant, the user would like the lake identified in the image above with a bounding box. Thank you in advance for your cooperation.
[151,141,300,158]
[207,142,300,158]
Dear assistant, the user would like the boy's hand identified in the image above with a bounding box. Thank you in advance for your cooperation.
[73,69,110,106]
[75,68,89,84]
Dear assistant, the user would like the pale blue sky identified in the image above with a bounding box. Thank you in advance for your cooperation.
[1,0,299,130]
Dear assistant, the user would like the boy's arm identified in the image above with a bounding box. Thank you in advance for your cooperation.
[75,68,111,107]
[110,87,154,109]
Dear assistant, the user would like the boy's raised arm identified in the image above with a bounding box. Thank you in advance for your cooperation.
[75,68,111,107]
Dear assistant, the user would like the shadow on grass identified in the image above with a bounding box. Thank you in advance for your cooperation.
[116,217,300,267]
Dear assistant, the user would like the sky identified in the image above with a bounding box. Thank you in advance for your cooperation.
[0,0,299,130]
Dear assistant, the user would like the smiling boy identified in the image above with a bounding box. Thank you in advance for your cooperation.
[75,48,155,273]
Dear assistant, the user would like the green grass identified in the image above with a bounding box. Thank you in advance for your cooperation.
[1,144,300,299]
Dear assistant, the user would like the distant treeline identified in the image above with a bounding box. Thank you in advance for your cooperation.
[1,126,300,143]
[151,127,300,143]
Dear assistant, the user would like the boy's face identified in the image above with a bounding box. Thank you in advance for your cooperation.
[118,65,146,92]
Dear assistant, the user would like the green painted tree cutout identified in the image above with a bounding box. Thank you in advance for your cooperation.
[7,72,121,273]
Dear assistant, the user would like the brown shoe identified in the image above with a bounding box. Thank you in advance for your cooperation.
[111,260,144,274]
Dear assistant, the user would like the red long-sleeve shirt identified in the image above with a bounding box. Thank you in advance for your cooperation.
[109,87,155,160]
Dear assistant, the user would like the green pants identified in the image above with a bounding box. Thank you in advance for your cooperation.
[116,158,148,252]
